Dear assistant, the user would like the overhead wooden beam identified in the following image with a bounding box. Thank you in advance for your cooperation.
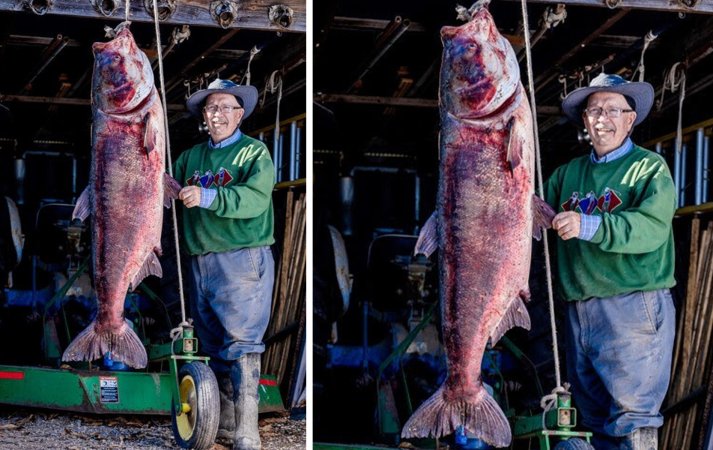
[315,93,562,115]
[316,94,438,108]
[0,0,306,33]
[0,94,186,111]
[501,0,713,15]
[331,16,426,33]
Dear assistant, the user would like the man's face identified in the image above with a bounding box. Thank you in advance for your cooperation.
[582,92,637,156]
[202,92,245,143]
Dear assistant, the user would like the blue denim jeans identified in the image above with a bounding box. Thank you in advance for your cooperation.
[565,289,675,449]
[189,246,274,374]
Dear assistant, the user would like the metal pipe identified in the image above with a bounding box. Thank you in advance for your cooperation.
[414,175,421,234]
[289,121,297,180]
[14,158,25,205]
[704,136,710,203]
[273,130,280,182]
[681,144,688,207]
[295,124,302,180]
[278,132,285,183]
[72,158,77,201]
[696,128,705,205]
[674,144,681,205]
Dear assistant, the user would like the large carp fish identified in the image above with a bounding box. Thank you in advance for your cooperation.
[62,23,179,369]
[402,2,554,446]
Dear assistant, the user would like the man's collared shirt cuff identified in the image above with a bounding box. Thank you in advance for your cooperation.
[579,214,601,241]
[199,188,217,208]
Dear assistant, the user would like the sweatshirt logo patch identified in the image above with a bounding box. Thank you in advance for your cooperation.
[561,188,622,214]
[186,168,234,188]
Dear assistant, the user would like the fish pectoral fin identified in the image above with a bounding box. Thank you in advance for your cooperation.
[163,173,182,208]
[143,109,162,155]
[505,116,522,173]
[72,187,91,221]
[414,212,438,257]
[490,297,531,346]
[532,194,557,241]
[130,252,163,291]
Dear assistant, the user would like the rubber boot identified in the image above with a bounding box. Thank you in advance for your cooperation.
[215,371,235,446]
[231,353,262,450]
[622,427,657,450]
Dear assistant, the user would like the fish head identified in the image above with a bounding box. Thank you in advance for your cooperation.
[440,7,519,119]
[92,27,154,114]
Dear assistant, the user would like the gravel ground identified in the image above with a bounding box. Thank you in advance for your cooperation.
[0,407,306,449]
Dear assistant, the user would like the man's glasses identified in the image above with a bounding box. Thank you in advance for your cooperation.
[204,105,242,114]
[583,107,634,119]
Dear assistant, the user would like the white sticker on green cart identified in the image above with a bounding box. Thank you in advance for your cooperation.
[100,376,119,403]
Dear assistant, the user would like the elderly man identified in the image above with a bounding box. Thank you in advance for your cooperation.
[545,73,677,450]
[175,78,275,450]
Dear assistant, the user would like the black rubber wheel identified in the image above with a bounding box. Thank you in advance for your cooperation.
[554,438,596,450]
[171,361,220,449]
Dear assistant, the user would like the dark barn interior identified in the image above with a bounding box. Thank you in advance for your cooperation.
[313,1,713,449]
[0,0,306,418]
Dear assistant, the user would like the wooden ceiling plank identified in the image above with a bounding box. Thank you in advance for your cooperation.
[501,0,713,15]
[0,0,306,33]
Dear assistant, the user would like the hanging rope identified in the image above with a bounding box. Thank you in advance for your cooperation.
[658,63,686,152]
[262,70,283,163]
[520,0,563,392]
[150,0,188,326]
[243,46,261,86]
[125,0,130,21]
[631,30,658,82]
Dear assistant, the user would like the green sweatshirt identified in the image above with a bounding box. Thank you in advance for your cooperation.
[544,145,676,301]
[174,134,275,255]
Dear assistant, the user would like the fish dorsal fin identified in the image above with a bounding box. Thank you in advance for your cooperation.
[72,187,91,221]
[532,195,556,241]
[490,294,531,346]
[163,173,182,208]
[129,251,162,291]
[414,212,438,257]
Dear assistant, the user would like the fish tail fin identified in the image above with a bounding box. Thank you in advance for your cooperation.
[532,194,556,241]
[62,319,147,369]
[401,383,511,447]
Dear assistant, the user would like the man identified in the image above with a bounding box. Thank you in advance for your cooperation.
[545,73,677,450]
[175,78,275,450]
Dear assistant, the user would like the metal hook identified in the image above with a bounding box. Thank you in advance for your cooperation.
[24,0,53,15]
[210,0,239,29]
[91,0,118,17]
[144,0,177,21]
[268,5,294,29]
[604,0,621,9]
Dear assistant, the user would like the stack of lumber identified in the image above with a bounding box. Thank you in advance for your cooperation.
[662,218,713,450]
[262,189,306,406]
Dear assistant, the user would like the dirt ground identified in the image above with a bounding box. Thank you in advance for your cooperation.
[0,406,306,449]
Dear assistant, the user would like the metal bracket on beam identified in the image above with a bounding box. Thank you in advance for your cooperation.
[144,0,177,21]
[210,0,239,29]
[23,0,54,15]
[91,0,118,17]
[268,5,295,29]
